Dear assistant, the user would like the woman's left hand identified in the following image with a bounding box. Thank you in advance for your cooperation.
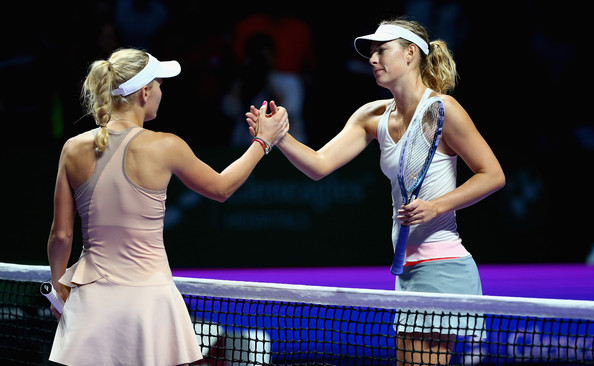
[397,198,439,226]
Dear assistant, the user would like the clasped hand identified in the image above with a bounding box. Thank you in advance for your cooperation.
[245,101,289,145]
[397,198,439,226]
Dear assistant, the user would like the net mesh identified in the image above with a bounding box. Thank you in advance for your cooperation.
[1,262,593,365]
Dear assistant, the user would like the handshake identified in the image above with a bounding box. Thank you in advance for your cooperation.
[245,101,290,154]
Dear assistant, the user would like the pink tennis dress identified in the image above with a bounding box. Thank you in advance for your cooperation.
[49,127,202,365]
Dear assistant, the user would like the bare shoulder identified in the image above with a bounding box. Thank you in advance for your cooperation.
[131,130,194,171]
[58,130,97,189]
[434,93,467,118]
[340,99,390,138]
[65,130,95,145]
[352,99,393,121]
[62,130,95,157]
[434,93,481,155]
[434,93,474,130]
[135,130,188,151]
[348,99,392,137]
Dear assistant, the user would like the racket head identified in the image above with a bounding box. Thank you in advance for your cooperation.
[397,97,445,203]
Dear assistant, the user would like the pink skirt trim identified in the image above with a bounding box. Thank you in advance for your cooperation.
[404,239,470,266]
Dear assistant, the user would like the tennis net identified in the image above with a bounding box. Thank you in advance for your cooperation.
[1,262,593,365]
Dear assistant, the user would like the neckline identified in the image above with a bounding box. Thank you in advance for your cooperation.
[384,99,408,146]
[384,88,432,146]
[107,126,140,135]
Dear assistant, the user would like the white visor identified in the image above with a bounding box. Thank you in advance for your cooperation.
[111,53,181,96]
[354,24,429,58]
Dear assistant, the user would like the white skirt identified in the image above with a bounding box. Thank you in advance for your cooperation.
[49,278,203,365]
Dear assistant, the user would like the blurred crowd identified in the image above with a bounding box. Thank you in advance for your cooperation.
[2,1,323,149]
[2,1,591,265]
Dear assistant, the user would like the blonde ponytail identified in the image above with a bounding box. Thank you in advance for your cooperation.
[423,40,457,94]
[81,49,149,152]
[82,60,113,152]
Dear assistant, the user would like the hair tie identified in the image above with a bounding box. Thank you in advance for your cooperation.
[107,60,112,71]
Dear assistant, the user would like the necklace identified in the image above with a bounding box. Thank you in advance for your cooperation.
[390,107,403,141]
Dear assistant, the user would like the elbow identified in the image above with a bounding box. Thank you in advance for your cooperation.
[212,187,235,203]
[198,181,235,203]
[209,190,232,203]
[479,164,506,194]
[499,173,506,191]
[214,193,232,203]
[493,169,506,193]
[48,229,73,249]
[305,166,331,181]
[308,173,326,182]
[56,231,73,245]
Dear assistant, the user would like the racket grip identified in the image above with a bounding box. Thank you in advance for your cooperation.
[40,282,64,314]
[390,226,410,276]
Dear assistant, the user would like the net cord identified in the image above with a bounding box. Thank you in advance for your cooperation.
[2,262,593,320]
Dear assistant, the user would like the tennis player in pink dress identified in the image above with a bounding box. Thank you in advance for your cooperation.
[47,48,288,365]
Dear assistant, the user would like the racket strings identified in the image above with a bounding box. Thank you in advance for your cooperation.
[402,102,442,192]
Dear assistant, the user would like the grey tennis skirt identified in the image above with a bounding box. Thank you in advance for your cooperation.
[394,255,485,338]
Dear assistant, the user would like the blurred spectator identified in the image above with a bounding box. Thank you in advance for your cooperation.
[225,13,315,146]
[223,33,278,146]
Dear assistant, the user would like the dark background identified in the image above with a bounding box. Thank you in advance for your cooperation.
[2,1,591,269]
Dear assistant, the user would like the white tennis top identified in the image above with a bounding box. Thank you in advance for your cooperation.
[376,89,470,265]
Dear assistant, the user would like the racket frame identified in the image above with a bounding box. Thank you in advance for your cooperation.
[391,97,445,275]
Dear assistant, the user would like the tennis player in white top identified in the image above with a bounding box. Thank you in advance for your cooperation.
[247,18,505,365]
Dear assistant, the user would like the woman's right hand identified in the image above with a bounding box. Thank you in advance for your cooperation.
[247,101,289,146]
[50,283,70,320]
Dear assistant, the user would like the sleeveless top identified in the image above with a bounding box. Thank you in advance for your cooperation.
[60,127,173,287]
[377,89,470,265]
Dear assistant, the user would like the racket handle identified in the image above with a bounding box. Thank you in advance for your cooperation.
[390,225,410,275]
[40,282,64,314]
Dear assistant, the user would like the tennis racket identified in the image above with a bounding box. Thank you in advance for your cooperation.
[40,282,64,314]
[390,96,445,275]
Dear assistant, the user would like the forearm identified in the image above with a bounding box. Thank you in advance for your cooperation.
[248,101,371,180]
[47,226,73,291]
[276,134,330,181]
[431,95,506,217]
[214,141,266,201]
[432,168,505,216]
[48,150,76,295]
